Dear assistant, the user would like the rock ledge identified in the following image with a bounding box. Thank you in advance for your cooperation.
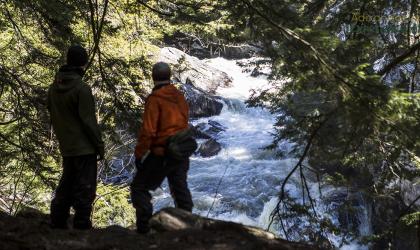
[0,207,318,250]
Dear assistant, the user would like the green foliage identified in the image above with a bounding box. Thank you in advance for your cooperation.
[92,185,135,227]
[0,0,234,224]
[0,0,206,217]
[400,212,420,226]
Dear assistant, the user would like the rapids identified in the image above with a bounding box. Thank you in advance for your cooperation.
[151,57,371,249]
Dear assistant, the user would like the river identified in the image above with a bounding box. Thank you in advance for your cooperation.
[151,57,371,250]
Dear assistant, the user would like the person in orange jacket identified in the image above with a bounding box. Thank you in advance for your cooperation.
[131,62,193,234]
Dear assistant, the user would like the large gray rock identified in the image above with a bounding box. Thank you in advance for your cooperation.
[194,120,227,138]
[159,47,232,94]
[208,120,227,132]
[189,124,212,139]
[198,138,222,157]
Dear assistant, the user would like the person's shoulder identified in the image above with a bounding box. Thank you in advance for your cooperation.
[146,93,159,104]
[166,84,185,96]
[78,81,93,95]
[174,86,187,101]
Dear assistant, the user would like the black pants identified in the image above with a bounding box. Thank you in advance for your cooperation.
[50,154,97,229]
[130,154,193,228]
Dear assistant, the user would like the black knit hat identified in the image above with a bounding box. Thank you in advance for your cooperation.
[152,62,171,82]
[66,45,88,67]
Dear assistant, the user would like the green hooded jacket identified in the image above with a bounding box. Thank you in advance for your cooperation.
[47,66,104,158]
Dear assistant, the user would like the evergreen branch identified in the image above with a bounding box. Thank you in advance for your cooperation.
[0,132,24,150]
[0,118,20,125]
[156,0,208,25]
[401,195,420,217]
[136,0,173,16]
[93,184,129,206]
[378,41,420,75]
[239,0,362,95]
[1,4,24,39]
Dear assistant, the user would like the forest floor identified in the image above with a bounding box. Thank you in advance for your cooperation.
[0,207,317,250]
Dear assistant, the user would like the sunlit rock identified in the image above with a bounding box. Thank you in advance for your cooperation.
[159,47,232,94]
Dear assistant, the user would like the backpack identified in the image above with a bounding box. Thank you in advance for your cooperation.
[166,129,198,160]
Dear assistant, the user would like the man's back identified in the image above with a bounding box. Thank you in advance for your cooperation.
[48,65,103,157]
[135,83,189,158]
[150,84,189,137]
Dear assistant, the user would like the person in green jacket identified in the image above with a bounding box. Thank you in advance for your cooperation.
[47,45,104,230]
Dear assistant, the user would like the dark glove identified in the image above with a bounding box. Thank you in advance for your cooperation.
[135,151,151,169]
[97,146,105,161]
[135,158,143,169]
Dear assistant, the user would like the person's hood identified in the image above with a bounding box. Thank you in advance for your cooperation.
[51,65,85,93]
[151,84,184,103]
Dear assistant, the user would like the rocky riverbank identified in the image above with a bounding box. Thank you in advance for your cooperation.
[0,208,317,250]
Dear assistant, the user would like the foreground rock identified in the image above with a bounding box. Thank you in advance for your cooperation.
[0,208,317,250]
[151,208,275,239]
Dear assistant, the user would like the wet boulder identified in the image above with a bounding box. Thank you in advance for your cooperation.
[251,67,269,77]
[206,120,227,137]
[180,79,224,118]
[194,122,208,132]
[208,120,227,131]
[193,120,226,138]
[198,139,222,157]
[189,124,211,139]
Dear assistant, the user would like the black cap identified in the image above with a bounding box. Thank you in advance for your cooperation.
[152,62,171,82]
[66,45,88,67]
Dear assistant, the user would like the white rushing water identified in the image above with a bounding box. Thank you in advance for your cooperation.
[151,57,371,249]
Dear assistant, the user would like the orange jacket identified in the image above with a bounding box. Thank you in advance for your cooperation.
[134,84,189,159]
